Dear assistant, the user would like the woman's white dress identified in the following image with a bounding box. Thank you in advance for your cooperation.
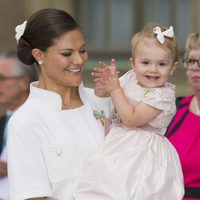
[7,82,113,200]
[74,70,184,200]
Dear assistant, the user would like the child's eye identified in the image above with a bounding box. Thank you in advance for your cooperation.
[80,49,87,54]
[141,61,149,65]
[159,62,167,67]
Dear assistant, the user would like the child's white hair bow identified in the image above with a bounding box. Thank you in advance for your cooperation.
[15,20,27,43]
[153,26,174,44]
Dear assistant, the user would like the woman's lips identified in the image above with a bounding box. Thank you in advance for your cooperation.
[191,75,200,81]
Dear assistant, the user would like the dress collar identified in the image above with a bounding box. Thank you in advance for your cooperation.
[29,81,86,110]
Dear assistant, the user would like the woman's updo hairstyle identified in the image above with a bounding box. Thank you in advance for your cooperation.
[17,8,80,65]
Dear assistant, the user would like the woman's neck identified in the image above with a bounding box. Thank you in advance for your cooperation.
[191,93,200,116]
[61,88,83,110]
[38,78,83,110]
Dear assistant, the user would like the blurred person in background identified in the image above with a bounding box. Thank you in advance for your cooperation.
[0,111,7,155]
[165,33,200,199]
[0,50,38,200]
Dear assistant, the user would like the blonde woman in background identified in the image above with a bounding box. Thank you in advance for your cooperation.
[166,33,200,199]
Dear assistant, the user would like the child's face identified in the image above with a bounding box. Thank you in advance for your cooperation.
[131,38,177,88]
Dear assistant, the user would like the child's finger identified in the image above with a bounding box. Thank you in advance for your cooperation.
[93,67,103,73]
[109,58,117,76]
[111,58,116,67]
[92,71,102,77]
[99,61,108,69]
[95,86,106,90]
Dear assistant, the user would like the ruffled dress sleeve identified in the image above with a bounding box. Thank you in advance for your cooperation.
[142,83,176,111]
[142,83,176,129]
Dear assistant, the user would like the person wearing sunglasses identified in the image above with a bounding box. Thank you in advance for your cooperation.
[165,33,200,199]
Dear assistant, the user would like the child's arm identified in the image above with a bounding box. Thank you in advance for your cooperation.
[96,59,162,127]
[111,88,162,127]
[93,59,162,128]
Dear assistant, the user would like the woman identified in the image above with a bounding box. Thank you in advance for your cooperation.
[165,33,200,199]
[7,8,113,200]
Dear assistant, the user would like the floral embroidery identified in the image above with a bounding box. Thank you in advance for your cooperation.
[144,87,155,95]
[93,110,106,126]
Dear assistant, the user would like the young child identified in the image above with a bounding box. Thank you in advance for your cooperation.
[74,23,184,200]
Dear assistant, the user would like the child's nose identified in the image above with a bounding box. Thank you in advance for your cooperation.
[149,64,158,71]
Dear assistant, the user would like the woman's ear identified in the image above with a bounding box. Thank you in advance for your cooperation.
[32,48,44,63]
[170,61,178,75]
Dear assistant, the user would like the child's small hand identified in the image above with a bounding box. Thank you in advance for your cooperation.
[94,59,120,94]
[91,61,108,96]
[92,59,119,80]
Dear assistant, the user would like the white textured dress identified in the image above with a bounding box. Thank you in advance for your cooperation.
[7,82,113,200]
[74,70,184,200]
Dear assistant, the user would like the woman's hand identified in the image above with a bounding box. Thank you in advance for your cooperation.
[0,160,7,177]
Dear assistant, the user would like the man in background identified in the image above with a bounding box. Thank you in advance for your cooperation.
[0,51,38,200]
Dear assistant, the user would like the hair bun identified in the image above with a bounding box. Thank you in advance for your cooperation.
[17,38,35,65]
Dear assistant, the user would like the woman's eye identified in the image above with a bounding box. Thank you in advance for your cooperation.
[62,53,71,57]
[188,59,196,64]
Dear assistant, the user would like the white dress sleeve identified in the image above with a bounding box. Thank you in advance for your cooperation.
[141,84,176,129]
[142,84,176,112]
[7,114,52,200]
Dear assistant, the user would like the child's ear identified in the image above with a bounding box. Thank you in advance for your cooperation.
[129,58,135,69]
[170,61,178,75]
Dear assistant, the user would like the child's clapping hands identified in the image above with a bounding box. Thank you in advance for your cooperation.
[92,59,120,97]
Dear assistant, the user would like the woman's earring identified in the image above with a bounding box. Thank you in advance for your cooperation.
[38,60,43,65]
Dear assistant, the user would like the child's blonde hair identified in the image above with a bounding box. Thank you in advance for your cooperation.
[185,33,200,58]
[131,23,179,63]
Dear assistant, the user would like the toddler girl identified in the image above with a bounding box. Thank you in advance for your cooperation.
[74,23,184,200]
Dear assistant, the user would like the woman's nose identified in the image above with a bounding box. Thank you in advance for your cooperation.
[73,53,84,65]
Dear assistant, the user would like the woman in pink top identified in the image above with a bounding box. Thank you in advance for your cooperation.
[165,33,200,199]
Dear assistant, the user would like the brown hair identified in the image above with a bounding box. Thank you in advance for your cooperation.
[131,23,179,63]
[185,33,200,58]
[17,8,80,65]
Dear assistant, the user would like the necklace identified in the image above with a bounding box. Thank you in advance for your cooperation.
[194,96,200,115]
